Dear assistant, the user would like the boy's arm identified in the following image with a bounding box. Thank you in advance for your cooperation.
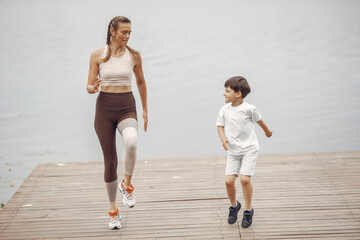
[257,119,272,138]
[217,126,228,150]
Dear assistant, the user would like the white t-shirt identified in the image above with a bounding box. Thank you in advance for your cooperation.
[216,101,262,155]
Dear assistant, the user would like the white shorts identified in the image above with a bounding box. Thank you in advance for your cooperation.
[225,150,258,176]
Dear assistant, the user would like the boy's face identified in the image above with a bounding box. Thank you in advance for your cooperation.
[224,87,242,103]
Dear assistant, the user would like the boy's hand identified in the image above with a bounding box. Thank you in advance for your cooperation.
[256,120,272,138]
[266,131,273,138]
[221,139,229,150]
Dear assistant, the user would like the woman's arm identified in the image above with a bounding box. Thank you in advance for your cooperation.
[133,53,148,132]
[87,49,102,94]
[257,119,272,138]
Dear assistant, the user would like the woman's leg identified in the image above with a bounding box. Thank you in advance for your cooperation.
[95,108,118,211]
[106,180,118,211]
[117,118,138,208]
[117,118,138,186]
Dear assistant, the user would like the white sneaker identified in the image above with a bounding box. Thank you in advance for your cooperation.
[119,180,136,208]
[108,209,121,229]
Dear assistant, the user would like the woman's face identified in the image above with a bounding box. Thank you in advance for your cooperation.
[112,22,132,46]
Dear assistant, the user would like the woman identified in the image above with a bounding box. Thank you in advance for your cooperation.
[87,16,148,230]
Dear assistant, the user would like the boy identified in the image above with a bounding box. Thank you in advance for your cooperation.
[216,76,272,228]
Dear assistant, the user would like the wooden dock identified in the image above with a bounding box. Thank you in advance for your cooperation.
[0,151,360,239]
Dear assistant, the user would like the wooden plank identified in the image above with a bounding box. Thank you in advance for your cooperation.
[0,151,360,239]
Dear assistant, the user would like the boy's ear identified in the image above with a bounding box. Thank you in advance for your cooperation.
[236,91,242,98]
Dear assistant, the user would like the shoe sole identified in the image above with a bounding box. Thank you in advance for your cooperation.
[241,224,252,228]
[109,225,121,230]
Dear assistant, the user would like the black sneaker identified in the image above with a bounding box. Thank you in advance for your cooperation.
[227,201,241,224]
[241,208,254,228]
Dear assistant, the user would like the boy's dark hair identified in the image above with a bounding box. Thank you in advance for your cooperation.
[225,76,251,98]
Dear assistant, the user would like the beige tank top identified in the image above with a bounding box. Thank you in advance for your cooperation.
[99,46,134,87]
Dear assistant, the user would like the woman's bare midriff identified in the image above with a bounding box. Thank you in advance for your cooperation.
[101,86,132,93]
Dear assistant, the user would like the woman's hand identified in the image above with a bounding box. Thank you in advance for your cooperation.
[143,110,148,132]
[93,78,102,93]
[87,78,102,94]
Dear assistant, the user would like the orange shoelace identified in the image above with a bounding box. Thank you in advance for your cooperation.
[122,181,134,198]
[108,209,119,221]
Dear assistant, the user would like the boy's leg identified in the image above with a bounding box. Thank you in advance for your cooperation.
[240,177,255,228]
[240,175,253,210]
[239,150,257,228]
[239,150,257,209]
[225,175,237,206]
[226,175,241,224]
[225,154,241,206]
[225,155,242,224]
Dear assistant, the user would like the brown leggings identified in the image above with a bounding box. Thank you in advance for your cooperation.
[94,91,137,183]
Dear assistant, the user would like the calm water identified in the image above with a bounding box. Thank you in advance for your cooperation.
[1,0,359,204]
